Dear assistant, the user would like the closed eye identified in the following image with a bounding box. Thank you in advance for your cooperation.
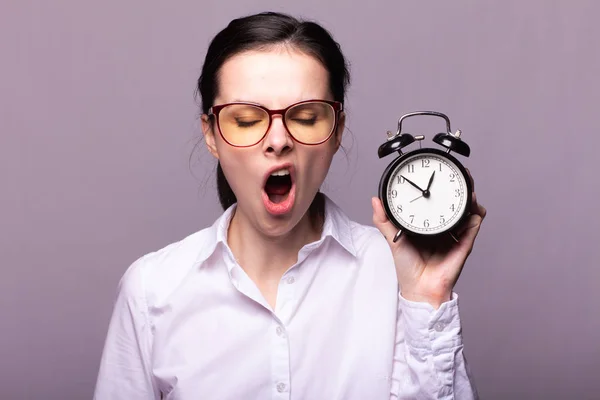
[290,116,317,126]
[235,118,262,128]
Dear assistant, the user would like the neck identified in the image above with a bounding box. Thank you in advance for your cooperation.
[227,207,322,284]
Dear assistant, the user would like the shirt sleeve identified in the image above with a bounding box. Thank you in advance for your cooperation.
[390,292,479,400]
[93,258,160,400]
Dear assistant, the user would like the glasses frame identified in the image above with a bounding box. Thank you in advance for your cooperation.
[207,99,344,147]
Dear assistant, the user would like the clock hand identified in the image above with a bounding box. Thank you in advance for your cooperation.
[410,194,423,203]
[400,175,426,194]
[426,171,435,191]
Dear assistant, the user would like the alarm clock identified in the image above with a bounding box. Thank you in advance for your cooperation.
[378,111,473,242]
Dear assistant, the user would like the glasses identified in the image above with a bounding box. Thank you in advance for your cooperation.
[207,99,343,147]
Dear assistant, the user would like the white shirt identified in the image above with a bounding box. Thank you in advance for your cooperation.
[94,196,478,399]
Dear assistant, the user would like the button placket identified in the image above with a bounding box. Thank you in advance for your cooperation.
[433,321,445,332]
[270,273,300,398]
[275,273,298,325]
[271,318,291,399]
[276,382,287,393]
[276,326,285,337]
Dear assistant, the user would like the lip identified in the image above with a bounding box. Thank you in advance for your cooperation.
[262,162,296,188]
[262,162,296,216]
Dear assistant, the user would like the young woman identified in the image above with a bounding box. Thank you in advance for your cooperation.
[94,11,486,400]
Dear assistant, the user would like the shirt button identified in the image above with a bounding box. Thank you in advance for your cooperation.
[276,382,287,392]
[276,326,285,337]
[286,276,296,284]
[434,322,445,332]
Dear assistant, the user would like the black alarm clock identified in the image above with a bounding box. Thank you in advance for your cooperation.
[378,111,473,242]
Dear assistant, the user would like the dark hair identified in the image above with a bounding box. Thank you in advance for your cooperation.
[197,12,350,225]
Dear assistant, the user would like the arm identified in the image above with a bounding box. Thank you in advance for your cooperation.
[390,293,478,399]
[94,259,160,399]
[371,171,486,399]
[372,170,487,399]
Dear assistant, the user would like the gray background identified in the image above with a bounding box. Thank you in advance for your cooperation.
[1,1,599,399]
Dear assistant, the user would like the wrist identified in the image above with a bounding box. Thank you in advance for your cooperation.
[400,289,452,309]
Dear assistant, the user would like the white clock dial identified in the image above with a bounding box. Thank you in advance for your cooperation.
[386,153,468,235]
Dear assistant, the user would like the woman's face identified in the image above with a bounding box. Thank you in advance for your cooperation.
[202,47,344,238]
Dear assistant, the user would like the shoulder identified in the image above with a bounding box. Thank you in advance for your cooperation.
[348,219,386,248]
[325,198,398,291]
[324,196,393,261]
[115,219,221,304]
[348,220,394,261]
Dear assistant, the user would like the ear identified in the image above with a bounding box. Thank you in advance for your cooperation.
[333,111,346,152]
[201,114,219,160]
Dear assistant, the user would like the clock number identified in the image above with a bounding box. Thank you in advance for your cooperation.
[391,190,398,198]
[409,215,415,224]
[396,175,405,184]
[440,215,445,224]
[439,163,443,171]
[421,159,430,168]
[407,164,415,173]
[455,188,461,197]
[397,205,403,213]
[423,219,430,228]
[449,173,456,182]
[450,204,456,212]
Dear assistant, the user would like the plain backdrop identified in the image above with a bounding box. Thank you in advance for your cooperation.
[1,1,599,399]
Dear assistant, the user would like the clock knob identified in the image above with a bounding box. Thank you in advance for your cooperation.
[432,130,471,157]
[378,133,424,158]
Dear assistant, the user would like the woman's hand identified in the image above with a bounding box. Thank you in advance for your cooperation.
[371,171,487,309]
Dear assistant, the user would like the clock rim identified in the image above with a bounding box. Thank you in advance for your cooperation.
[378,147,473,238]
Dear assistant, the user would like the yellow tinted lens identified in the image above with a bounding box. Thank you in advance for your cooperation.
[218,104,269,146]
[285,102,335,143]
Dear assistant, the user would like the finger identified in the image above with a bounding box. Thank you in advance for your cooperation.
[371,197,401,244]
[470,191,487,219]
[465,168,475,192]
[477,201,487,220]
[456,213,484,253]
[465,168,486,219]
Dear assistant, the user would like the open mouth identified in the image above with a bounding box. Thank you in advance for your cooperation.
[262,166,296,216]
[265,169,292,203]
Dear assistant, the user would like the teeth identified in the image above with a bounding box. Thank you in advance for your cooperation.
[270,168,290,177]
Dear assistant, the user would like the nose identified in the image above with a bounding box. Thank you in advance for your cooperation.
[262,114,293,155]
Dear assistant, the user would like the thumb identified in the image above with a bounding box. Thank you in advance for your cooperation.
[372,197,401,244]
[456,213,483,254]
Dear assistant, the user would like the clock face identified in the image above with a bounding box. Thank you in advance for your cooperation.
[384,151,470,235]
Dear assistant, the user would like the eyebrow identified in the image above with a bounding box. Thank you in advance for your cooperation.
[231,99,265,106]
[228,98,329,108]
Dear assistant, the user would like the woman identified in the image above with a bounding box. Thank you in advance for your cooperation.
[94,11,486,400]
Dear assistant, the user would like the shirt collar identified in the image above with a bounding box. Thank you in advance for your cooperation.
[193,195,357,268]
[320,195,357,257]
[191,204,235,269]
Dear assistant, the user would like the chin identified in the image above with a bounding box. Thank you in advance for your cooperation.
[259,196,315,237]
